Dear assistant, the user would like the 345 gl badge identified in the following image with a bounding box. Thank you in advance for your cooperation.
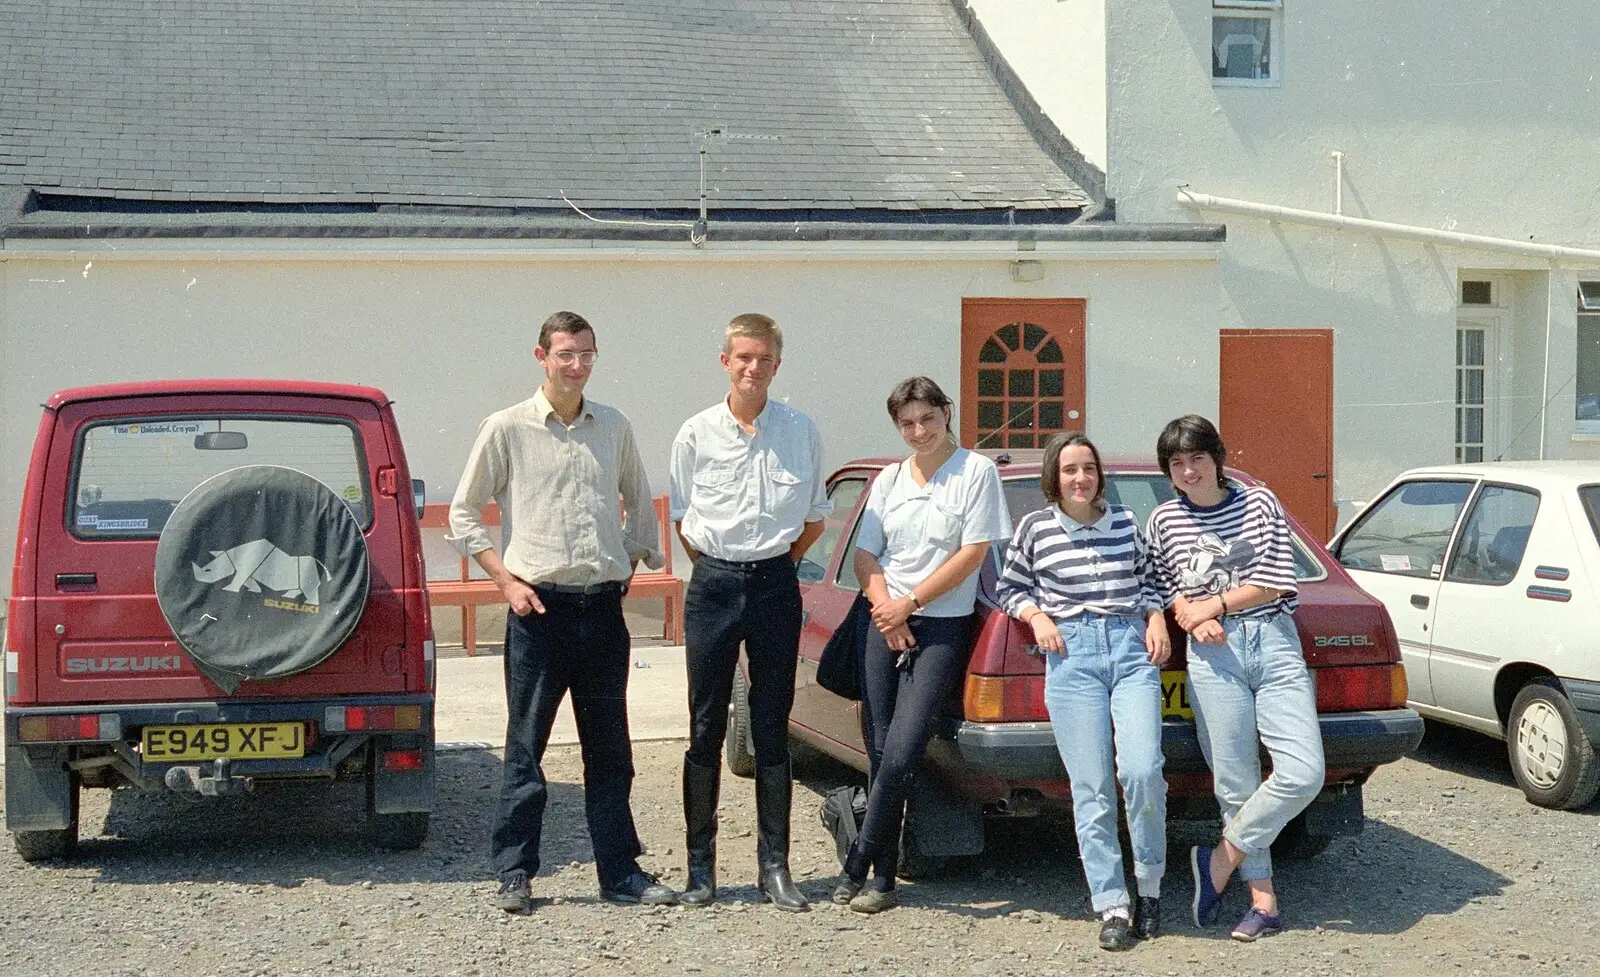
[142,722,306,761]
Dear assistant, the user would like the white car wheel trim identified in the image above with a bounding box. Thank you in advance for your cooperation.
[1515,700,1567,789]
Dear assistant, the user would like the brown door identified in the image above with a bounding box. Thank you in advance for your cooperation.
[960,298,1087,449]
[1219,328,1336,540]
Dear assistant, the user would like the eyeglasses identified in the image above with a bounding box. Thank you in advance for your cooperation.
[549,351,599,367]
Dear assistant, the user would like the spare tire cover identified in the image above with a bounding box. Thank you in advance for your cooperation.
[155,465,370,693]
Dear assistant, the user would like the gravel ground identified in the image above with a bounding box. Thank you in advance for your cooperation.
[2,722,1596,977]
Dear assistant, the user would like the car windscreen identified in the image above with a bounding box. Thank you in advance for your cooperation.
[980,473,1325,601]
[1578,485,1600,546]
[70,417,371,539]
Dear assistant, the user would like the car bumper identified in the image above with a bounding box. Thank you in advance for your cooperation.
[953,707,1426,781]
[1565,677,1600,748]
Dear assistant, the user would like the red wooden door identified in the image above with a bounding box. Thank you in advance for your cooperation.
[1219,329,1336,540]
[960,298,1087,449]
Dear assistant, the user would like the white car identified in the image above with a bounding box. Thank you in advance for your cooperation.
[1329,462,1600,810]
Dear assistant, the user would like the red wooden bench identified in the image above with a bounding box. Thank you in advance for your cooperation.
[419,495,685,655]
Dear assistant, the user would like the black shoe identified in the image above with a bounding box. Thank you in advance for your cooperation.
[680,756,720,907]
[754,760,809,912]
[1098,912,1136,951]
[600,870,678,906]
[1132,896,1161,940]
[494,870,531,914]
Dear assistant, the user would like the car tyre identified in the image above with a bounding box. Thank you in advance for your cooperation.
[13,776,79,863]
[725,664,757,779]
[1269,811,1332,862]
[1507,677,1600,811]
[895,831,949,881]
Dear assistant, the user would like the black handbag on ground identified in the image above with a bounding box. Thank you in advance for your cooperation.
[816,592,870,700]
[818,783,868,866]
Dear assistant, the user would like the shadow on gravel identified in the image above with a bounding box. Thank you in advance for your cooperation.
[1408,720,1519,789]
[64,746,609,887]
[794,748,1512,934]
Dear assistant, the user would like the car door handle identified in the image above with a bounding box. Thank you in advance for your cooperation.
[1410,594,1430,609]
[56,572,97,587]
[1311,473,1328,479]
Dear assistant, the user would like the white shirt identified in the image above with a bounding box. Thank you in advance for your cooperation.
[669,397,831,561]
[446,388,663,586]
[853,448,1011,617]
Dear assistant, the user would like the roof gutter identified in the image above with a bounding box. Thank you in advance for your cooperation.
[1177,188,1600,265]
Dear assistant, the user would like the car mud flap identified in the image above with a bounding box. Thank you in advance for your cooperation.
[368,734,435,814]
[1301,782,1364,838]
[4,744,74,832]
[905,778,984,857]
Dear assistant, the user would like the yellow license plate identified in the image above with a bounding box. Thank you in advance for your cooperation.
[1161,671,1194,721]
[141,723,306,761]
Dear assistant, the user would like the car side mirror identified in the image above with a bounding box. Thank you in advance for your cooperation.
[412,478,426,520]
[194,431,248,451]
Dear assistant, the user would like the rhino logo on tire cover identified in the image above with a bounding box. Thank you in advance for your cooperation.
[192,539,333,606]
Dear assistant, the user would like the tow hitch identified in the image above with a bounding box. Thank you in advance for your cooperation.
[163,757,248,796]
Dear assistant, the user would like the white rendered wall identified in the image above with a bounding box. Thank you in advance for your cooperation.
[965,0,1107,171]
[1087,0,1600,517]
[0,241,1215,591]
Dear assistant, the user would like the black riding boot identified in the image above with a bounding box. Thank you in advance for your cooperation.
[680,755,719,907]
[754,761,809,912]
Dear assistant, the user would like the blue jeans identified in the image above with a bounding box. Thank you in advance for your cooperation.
[1187,611,1325,881]
[1043,614,1167,913]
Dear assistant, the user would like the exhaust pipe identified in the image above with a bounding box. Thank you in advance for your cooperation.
[992,788,1044,818]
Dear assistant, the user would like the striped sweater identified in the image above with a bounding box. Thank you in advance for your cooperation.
[1144,484,1299,618]
[997,504,1162,620]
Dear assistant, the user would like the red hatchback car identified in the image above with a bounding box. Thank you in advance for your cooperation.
[730,451,1425,871]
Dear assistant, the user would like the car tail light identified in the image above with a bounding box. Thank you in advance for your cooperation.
[16,713,121,743]
[323,705,424,733]
[381,748,426,772]
[963,675,1049,723]
[1314,663,1408,713]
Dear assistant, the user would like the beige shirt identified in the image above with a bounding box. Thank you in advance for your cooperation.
[447,388,664,586]
[669,398,830,561]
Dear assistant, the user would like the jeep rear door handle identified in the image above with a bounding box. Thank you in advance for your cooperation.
[1410,594,1430,609]
[56,572,97,587]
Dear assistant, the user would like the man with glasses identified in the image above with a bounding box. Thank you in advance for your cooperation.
[669,313,829,912]
[448,310,677,914]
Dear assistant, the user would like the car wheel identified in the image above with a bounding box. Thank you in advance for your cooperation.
[13,776,79,863]
[895,831,949,881]
[1507,677,1600,810]
[725,664,756,779]
[1270,811,1332,862]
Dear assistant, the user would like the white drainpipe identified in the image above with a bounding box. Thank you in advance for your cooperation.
[1176,188,1600,265]
[1178,186,1600,462]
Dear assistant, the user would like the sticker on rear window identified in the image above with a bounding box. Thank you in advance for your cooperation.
[1379,554,1413,572]
[77,514,149,530]
[110,421,205,437]
[341,484,362,501]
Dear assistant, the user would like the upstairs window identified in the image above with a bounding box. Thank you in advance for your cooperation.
[1213,0,1281,87]
[1576,283,1600,433]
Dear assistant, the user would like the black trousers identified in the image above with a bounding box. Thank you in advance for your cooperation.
[683,555,803,769]
[857,613,973,866]
[491,586,643,887]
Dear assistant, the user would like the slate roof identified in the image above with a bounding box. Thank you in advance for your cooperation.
[0,0,1099,219]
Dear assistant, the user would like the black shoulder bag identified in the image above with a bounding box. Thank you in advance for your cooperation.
[815,463,903,701]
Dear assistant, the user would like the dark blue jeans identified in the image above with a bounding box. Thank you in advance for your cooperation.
[491,586,643,887]
[683,555,803,769]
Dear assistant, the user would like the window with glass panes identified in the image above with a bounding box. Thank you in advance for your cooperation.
[974,320,1068,449]
[1456,326,1487,463]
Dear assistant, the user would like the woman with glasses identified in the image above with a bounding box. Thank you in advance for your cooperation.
[997,431,1170,951]
[833,376,1010,913]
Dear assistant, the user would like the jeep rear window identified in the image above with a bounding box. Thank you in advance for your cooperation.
[70,417,370,539]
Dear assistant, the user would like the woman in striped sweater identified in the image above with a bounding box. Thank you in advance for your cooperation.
[1144,415,1325,943]
[997,432,1171,952]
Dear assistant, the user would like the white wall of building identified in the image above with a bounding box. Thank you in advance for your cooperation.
[0,240,1216,588]
[965,0,1107,171]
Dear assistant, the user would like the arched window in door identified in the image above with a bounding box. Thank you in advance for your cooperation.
[960,298,1086,450]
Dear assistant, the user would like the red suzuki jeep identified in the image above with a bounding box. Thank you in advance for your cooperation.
[4,381,436,861]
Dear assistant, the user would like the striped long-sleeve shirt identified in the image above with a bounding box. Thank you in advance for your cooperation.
[1144,484,1299,618]
[996,504,1163,621]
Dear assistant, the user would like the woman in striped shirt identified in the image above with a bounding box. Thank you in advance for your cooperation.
[1144,415,1325,943]
[997,432,1171,952]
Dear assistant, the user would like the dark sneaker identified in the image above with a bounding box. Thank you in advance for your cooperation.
[1190,846,1224,927]
[847,887,898,914]
[1098,911,1136,951]
[1132,896,1161,940]
[495,870,531,914]
[600,870,679,906]
[1230,907,1283,942]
